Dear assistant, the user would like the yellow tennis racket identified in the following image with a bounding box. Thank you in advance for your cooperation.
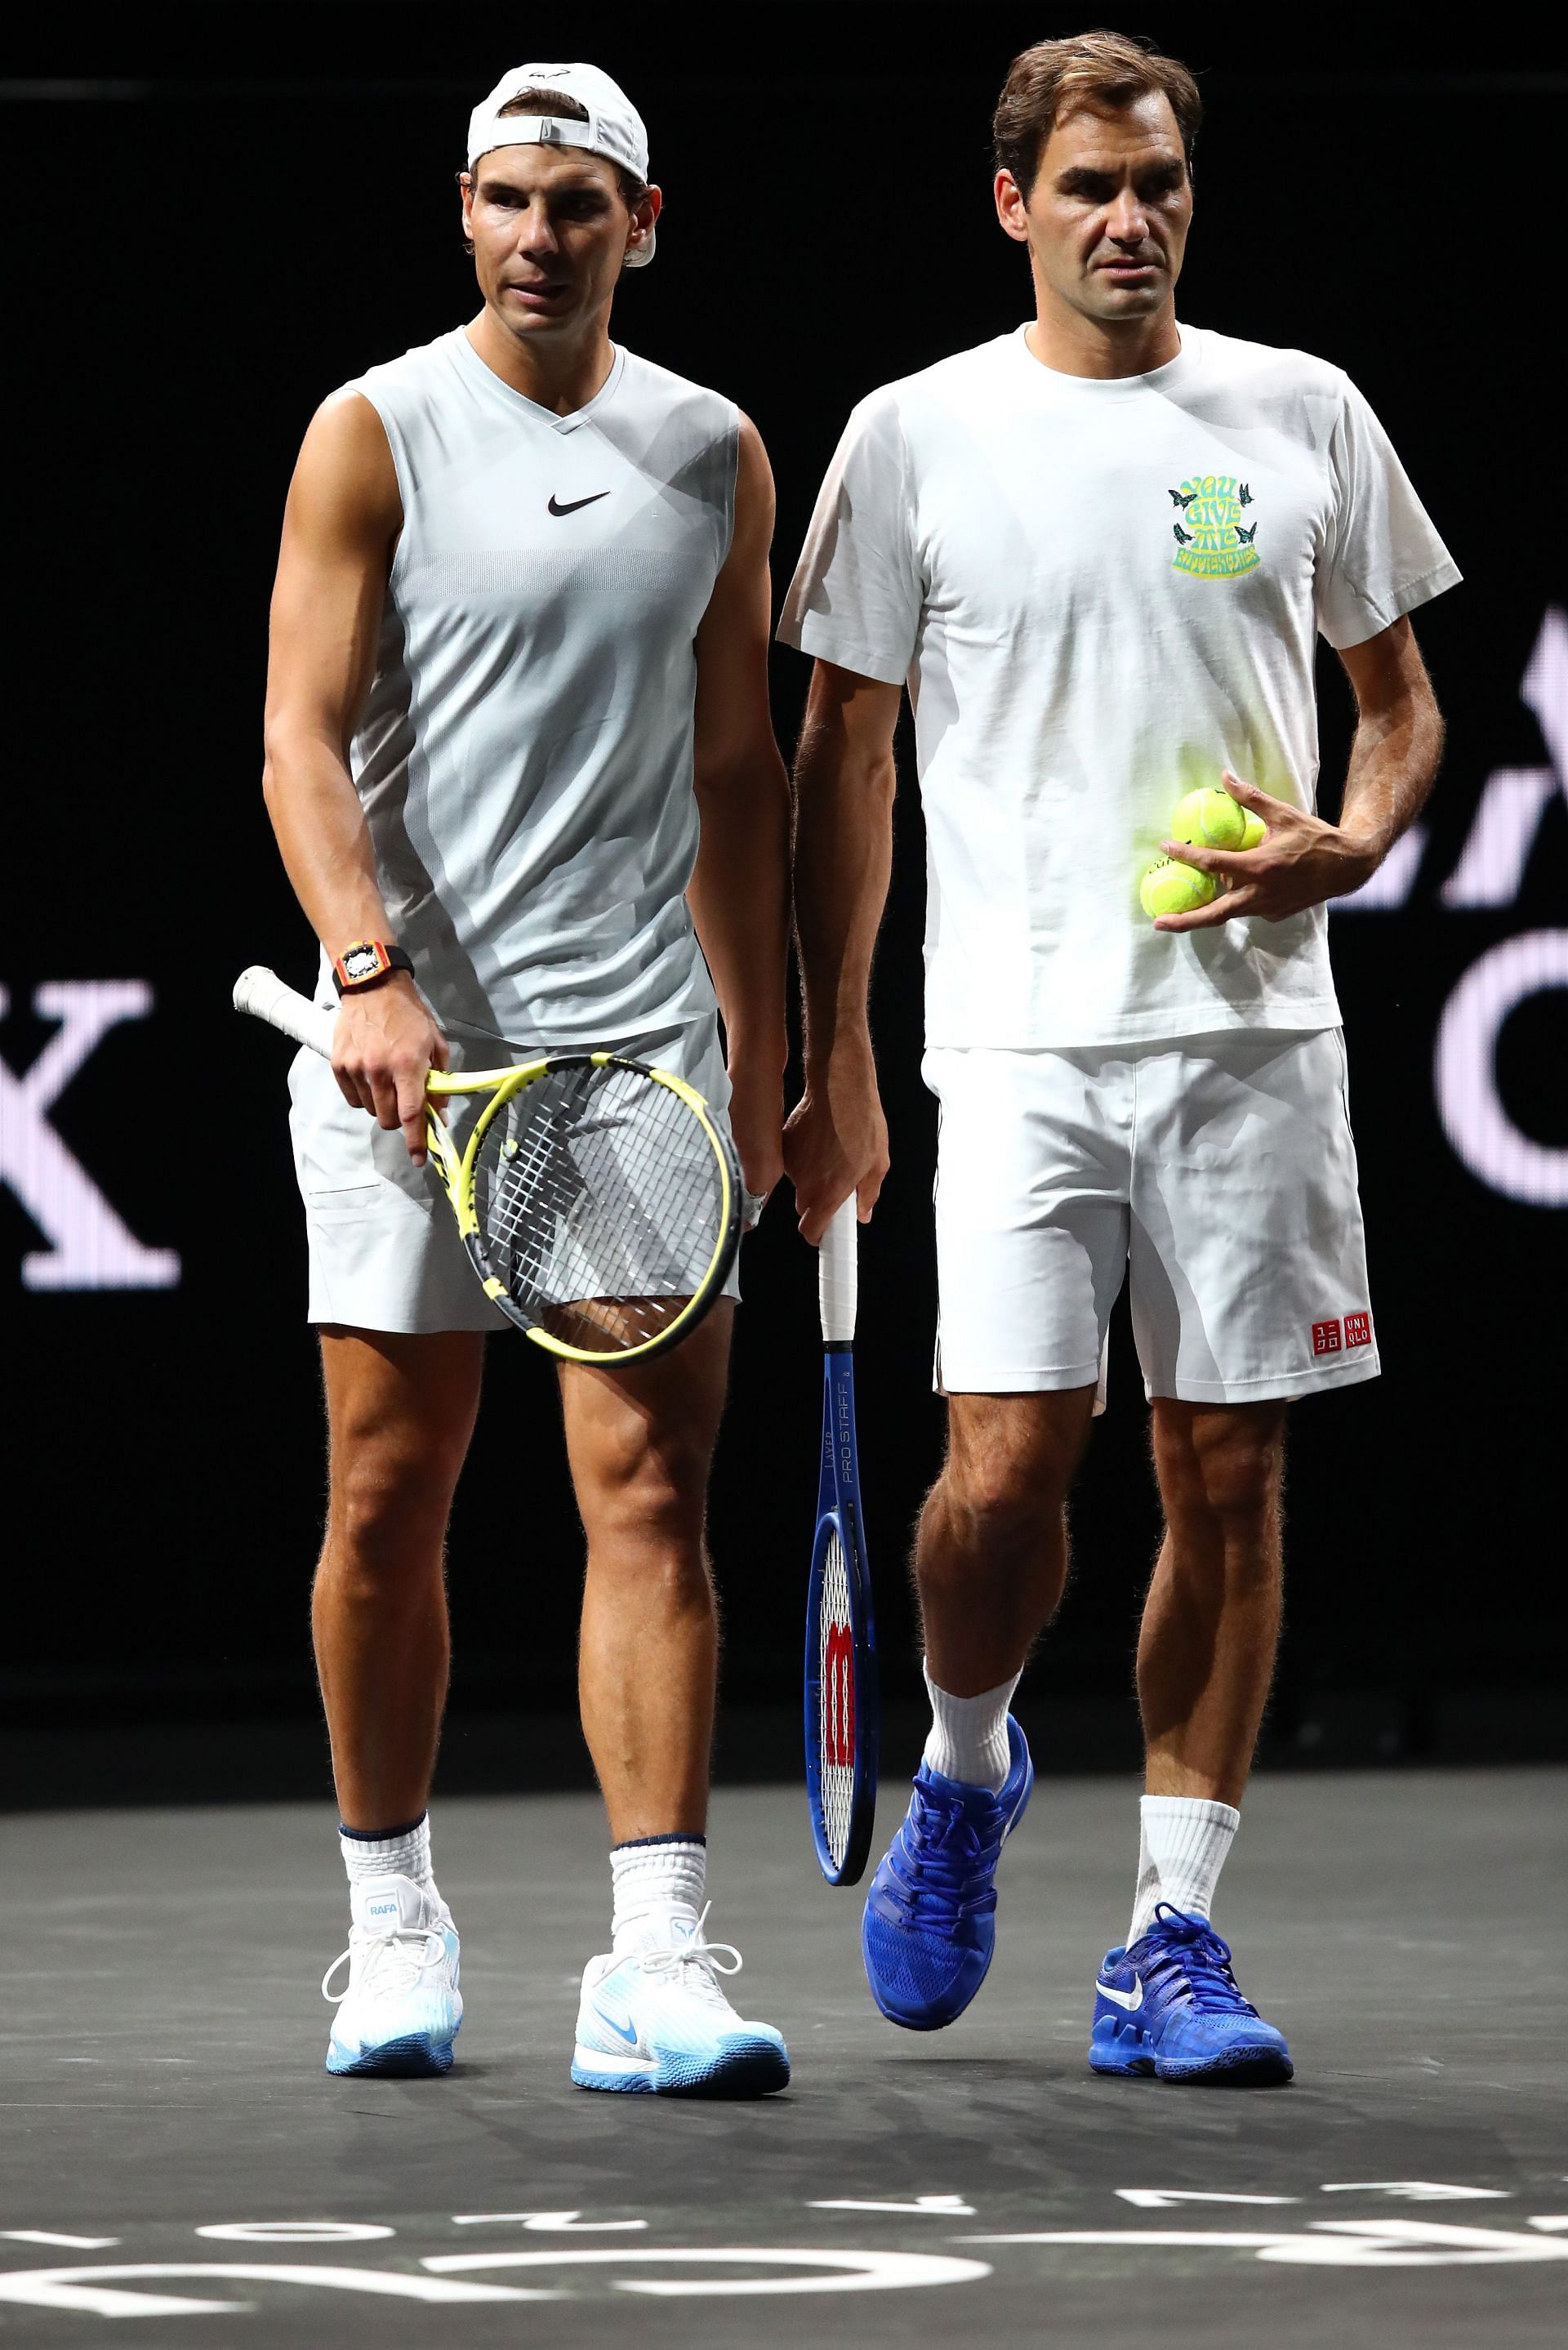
[234,966,739,1365]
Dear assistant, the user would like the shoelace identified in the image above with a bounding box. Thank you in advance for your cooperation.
[891,1782,1000,1926]
[1138,1903,1259,2015]
[636,1902,742,2002]
[321,1920,451,2006]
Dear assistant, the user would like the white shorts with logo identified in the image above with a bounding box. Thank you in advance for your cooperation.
[926,1029,1379,1405]
[288,1017,738,1334]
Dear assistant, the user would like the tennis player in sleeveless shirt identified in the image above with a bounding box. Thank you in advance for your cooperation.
[262,63,791,2092]
[782,32,1457,2081]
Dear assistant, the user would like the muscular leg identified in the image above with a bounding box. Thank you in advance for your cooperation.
[1093,1401,1295,2080]
[858,1385,1098,2032]
[562,1304,733,1844]
[563,1304,791,2094]
[314,1328,484,1830]
[1140,1398,1287,1806]
[916,1387,1098,1696]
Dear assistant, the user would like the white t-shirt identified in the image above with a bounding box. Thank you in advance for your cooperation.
[778,323,1459,1049]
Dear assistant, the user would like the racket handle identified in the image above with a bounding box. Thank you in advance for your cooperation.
[234,965,337,1059]
[819,1196,858,1343]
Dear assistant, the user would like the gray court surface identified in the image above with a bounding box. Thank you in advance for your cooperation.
[4,1770,1565,2347]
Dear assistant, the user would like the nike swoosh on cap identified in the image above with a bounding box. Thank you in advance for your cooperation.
[1098,1974,1145,2012]
[548,491,612,516]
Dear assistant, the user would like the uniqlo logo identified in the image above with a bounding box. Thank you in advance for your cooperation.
[1345,1311,1372,1349]
[1312,1318,1342,1356]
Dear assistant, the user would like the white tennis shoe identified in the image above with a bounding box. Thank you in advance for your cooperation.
[571,1902,790,2098]
[323,1874,462,2077]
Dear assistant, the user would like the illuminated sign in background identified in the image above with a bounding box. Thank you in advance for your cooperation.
[1337,608,1568,1205]
[0,983,179,1291]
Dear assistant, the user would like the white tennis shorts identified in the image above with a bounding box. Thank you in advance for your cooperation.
[926,1028,1379,1405]
[288,1015,737,1334]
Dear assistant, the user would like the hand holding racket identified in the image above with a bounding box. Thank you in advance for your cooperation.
[323,971,450,1167]
[804,1197,879,1884]
[234,965,739,1366]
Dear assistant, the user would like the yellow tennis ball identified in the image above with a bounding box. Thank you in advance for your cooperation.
[1240,809,1267,849]
[1140,858,1217,919]
[1170,786,1247,851]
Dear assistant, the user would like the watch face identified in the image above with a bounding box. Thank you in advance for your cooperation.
[341,943,385,983]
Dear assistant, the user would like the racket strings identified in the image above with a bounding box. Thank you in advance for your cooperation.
[818,1528,857,1868]
[471,1062,728,1355]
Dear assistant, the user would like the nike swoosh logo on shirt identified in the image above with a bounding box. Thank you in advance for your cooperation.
[593,2001,641,2047]
[548,491,612,516]
[1098,1975,1145,2012]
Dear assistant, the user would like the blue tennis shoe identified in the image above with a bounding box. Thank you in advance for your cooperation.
[862,1716,1033,2030]
[1088,1902,1293,2084]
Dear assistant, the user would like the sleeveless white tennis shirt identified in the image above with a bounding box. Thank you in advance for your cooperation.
[344,328,739,1050]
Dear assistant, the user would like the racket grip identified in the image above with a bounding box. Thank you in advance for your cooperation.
[233,965,338,1058]
[819,1196,858,1342]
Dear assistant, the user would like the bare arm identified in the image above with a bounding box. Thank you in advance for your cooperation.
[688,417,792,1207]
[1153,615,1445,931]
[1334,617,1446,858]
[261,391,446,1162]
[782,659,901,1243]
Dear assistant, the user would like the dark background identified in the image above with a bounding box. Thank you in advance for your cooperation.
[3,7,1565,1805]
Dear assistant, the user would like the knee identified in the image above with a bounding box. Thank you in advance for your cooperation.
[327,1428,465,1571]
[937,1438,1071,1559]
[578,1423,711,1558]
[1159,1412,1282,1541]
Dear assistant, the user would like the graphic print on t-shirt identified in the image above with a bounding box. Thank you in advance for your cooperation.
[1169,474,1260,581]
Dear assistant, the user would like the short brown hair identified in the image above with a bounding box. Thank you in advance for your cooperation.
[993,30,1201,198]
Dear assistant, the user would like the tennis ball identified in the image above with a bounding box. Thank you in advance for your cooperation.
[1140,858,1217,919]
[1170,786,1247,851]
[1240,809,1267,850]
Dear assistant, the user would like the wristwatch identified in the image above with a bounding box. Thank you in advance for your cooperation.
[331,939,415,996]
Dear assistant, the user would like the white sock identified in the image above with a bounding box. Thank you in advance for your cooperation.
[1129,1795,1239,1945]
[922,1660,1022,1793]
[339,1812,435,1895]
[610,1835,706,1952]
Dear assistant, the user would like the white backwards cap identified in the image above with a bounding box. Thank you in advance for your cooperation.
[466,61,655,268]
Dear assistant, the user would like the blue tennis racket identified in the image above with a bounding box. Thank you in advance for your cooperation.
[804,1198,879,1885]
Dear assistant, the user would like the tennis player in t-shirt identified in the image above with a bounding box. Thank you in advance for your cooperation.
[780,30,1456,2081]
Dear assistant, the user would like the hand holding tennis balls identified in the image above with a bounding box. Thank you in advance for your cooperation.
[1149,765,1375,932]
[1143,782,1265,925]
